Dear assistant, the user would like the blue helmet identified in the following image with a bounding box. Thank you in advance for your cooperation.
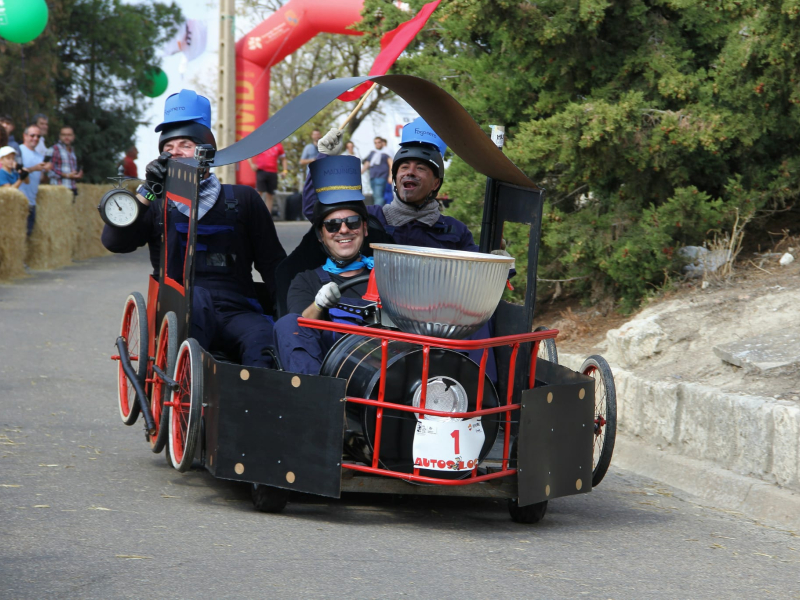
[400,117,446,155]
[155,89,216,152]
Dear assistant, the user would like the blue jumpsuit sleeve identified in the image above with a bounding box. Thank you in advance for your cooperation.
[460,225,480,253]
[243,186,287,299]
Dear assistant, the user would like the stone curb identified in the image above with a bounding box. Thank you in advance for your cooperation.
[561,352,800,530]
[612,437,800,531]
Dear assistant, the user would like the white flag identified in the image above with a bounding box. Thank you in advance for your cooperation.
[164,19,208,62]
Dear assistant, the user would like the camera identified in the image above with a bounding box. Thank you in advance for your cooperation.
[194,143,215,165]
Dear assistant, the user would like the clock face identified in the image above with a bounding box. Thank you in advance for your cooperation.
[101,190,139,227]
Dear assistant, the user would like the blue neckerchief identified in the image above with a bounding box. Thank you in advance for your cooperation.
[322,254,374,275]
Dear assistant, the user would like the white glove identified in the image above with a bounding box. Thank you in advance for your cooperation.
[491,249,516,270]
[318,127,344,155]
[314,281,341,310]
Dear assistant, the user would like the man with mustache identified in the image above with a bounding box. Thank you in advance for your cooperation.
[274,154,374,375]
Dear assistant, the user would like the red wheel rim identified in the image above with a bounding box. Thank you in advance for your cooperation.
[171,348,192,464]
[119,301,140,418]
[583,364,607,471]
[149,321,170,447]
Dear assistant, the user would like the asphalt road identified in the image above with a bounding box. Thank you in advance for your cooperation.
[1,223,799,599]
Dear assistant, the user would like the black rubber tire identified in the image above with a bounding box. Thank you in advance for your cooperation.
[150,312,178,454]
[507,436,548,524]
[534,326,558,364]
[169,339,203,472]
[508,498,548,524]
[251,483,289,513]
[118,292,148,426]
[580,355,617,487]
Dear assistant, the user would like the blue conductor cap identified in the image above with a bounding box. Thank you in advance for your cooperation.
[155,89,212,132]
[309,155,365,204]
[400,117,447,156]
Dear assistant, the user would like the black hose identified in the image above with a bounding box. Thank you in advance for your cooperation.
[116,337,156,435]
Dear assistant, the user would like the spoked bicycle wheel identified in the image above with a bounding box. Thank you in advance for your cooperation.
[580,355,617,487]
[149,312,178,454]
[117,292,148,426]
[534,326,558,364]
[168,339,203,472]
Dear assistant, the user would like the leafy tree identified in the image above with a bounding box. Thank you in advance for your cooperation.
[57,0,183,182]
[360,0,800,308]
[0,0,182,183]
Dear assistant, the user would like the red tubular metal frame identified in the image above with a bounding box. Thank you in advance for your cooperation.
[298,318,558,486]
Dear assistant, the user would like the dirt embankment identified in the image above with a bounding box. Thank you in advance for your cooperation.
[541,249,800,402]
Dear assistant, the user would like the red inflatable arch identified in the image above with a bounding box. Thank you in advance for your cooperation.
[235,0,365,186]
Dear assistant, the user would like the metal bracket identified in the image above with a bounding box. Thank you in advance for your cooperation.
[152,364,180,392]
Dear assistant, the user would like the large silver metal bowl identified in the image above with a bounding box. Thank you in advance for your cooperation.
[371,244,514,339]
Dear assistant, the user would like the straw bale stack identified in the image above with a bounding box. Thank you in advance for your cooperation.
[0,187,29,281]
[26,185,77,270]
[73,183,113,260]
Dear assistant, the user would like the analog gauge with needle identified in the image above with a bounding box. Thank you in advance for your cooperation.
[98,188,140,228]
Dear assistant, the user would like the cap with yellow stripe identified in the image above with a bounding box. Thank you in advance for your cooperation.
[309,155,365,204]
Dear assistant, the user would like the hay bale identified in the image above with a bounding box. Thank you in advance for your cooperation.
[26,185,77,270]
[73,183,113,260]
[0,187,29,281]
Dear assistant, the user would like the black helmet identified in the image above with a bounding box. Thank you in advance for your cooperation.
[158,121,216,153]
[391,142,445,197]
[312,200,368,229]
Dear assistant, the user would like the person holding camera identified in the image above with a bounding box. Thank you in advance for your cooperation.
[0,146,29,190]
[19,124,51,235]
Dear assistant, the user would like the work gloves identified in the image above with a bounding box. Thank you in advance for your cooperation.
[318,127,344,155]
[144,152,171,198]
[490,248,516,271]
[314,282,341,310]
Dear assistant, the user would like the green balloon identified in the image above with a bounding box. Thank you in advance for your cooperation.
[140,68,169,98]
[0,0,49,44]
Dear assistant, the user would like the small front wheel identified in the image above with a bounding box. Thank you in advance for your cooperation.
[251,483,289,513]
[168,339,203,472]
[580,355,617,487]
[508,498,548,524]
[149,312,178,454]
[507,436,548,524]
[117,292,148,426]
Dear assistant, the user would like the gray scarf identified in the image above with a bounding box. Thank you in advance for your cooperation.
[382,197,441,227]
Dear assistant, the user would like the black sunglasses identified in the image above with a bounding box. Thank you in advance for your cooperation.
[323,215,363,233]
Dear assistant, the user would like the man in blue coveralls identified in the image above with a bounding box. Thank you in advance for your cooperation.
[102,89,286,368]
[274,155,374,375]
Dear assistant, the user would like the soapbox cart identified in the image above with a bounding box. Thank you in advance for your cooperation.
[111,75,616,523]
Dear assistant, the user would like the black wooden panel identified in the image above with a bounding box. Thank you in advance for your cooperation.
[479,180,546,426]
[156,157,201,342]
[517,376,594,506]
[165,159,200,205]
[157,283,188,343]
[202,357,347,498]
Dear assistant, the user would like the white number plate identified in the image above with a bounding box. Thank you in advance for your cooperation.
[412,418,485,471]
